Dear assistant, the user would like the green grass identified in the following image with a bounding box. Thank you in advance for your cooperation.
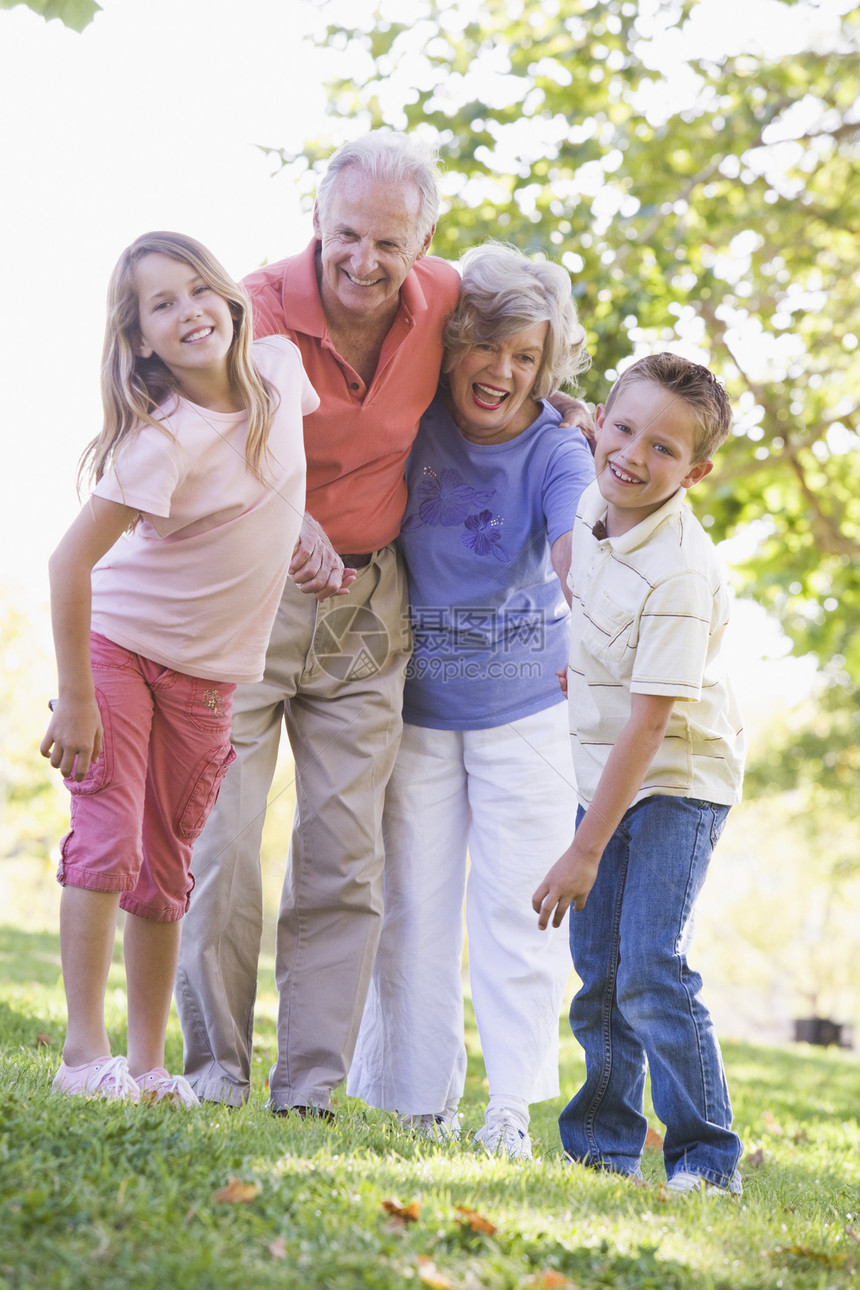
[1,921,858,1290]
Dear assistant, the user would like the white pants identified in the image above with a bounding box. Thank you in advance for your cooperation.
[347,704,576,1115]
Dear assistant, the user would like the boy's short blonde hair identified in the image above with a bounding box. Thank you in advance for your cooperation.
[605,354,732,462]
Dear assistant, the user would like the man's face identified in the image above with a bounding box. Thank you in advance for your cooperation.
[313,165,433,323]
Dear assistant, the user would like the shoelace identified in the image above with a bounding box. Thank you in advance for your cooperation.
[95,1057,139,1097]
[139,1070,198,1105]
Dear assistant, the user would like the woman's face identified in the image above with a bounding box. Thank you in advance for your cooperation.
[446,321,548,445]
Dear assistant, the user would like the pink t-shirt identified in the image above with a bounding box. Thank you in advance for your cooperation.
[90,336,315,683]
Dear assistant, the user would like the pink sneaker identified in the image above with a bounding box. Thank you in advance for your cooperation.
[52,1054,141,1102]
[137,1067,199,1106]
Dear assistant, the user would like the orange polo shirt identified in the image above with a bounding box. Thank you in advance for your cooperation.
[244,240,460,554]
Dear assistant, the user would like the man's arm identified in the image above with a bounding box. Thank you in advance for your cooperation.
[289,513,357,601]
[532,692,676,928]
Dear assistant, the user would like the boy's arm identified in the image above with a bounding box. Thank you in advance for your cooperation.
[532,691,676,929]
[40,496,137,782]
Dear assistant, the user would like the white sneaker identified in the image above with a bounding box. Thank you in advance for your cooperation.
[666,1170,704,1193]
[474,1108,532,1161]
[398,1111,461,1141]
[665,1169,734,1196]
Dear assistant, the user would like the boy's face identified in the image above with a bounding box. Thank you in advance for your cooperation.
[594,377,713,535]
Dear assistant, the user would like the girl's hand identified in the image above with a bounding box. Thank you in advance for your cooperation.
[556,667,568,699]
[532,840,600,929]
[40,697,103,782]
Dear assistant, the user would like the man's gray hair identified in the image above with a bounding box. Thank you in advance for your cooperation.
[316,130,441,242]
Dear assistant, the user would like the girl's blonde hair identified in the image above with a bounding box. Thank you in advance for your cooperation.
[79,231,277,493]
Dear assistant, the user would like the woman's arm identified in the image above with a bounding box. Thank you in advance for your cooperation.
[550,529,573,607]
[40,496,138,781]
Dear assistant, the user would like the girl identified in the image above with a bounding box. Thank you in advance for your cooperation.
[40,231,315,1104]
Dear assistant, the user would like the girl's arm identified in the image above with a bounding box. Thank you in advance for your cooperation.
[532,691,676,928]
[40,496,138,781]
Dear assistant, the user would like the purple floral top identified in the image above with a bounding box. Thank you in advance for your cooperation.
[398,388,595,730]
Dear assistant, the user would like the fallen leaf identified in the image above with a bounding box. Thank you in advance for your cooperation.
[268,1236,287,1259]
[767,1245,848,1267]
[381,1197,421,1224]
[644,1127,663,1149]
[35,1033,52,1048]
[526,1271,573,1289]
[762,1111,784,1136]
[455,1204,497,1235]
[212,1177,260,1205]
[417,1256,458,1288]
[846,1225,859,1245]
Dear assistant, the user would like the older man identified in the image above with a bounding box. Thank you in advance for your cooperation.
[175,132,461,1115]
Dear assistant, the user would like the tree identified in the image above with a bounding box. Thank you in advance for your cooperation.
[272,0,860,681]
[0,0,100,31]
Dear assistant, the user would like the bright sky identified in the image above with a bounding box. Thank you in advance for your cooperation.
[0,0,837,705]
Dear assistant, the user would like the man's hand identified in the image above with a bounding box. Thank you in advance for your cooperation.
[549,394,597,451]
[290,513,357,601]
[532,839,601,929]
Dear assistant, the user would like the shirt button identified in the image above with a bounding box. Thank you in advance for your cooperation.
[350,382,360,390]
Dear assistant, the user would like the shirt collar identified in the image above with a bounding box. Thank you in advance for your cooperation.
[581,480,688,552]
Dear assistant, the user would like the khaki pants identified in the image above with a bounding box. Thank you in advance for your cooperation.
[175,546,411,1109]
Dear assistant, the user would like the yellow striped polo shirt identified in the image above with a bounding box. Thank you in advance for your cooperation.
[566,480,745,809]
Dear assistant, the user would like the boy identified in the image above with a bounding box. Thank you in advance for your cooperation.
[533,353,744,1194]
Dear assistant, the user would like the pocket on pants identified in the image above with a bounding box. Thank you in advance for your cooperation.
[175,743,237,840]
[184,677,235,735]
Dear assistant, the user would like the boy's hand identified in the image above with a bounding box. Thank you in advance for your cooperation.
[556,667,568,700]
[40,697,103,782]
[532,840,600,929]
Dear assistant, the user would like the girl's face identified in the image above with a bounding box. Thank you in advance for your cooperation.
[134,253,234,397]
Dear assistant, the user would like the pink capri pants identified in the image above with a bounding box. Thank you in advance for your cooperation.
[57,633,236,922]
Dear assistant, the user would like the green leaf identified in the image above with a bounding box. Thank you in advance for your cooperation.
[0,0,101,33]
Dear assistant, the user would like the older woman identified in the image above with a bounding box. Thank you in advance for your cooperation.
[347,243,594,1158]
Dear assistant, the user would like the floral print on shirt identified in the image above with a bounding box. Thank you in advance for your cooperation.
[400,466,507,561]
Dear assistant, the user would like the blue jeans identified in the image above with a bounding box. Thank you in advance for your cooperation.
[560,794,743,1190]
